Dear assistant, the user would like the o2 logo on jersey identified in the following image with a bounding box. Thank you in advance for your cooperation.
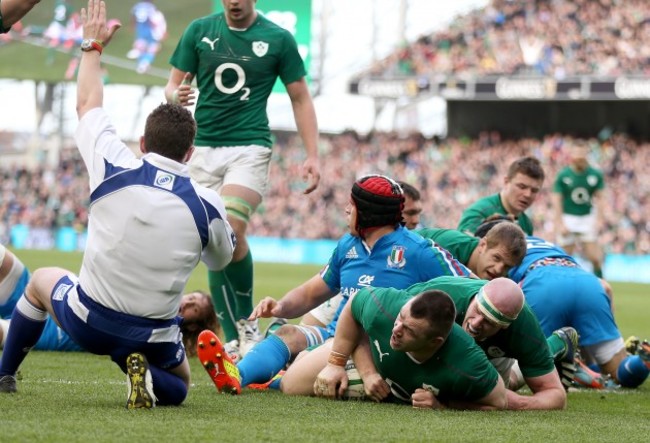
[154,171,175,190]
[214,63,251,101]
[570,187,590,205]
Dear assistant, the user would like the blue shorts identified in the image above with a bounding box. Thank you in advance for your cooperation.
[50,276,185,371]
[521,266,621,346]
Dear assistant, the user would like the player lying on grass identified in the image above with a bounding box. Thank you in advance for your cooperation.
[281,277,569,410]
[0,0,236,410]
[195,175,472,394]
[472,218,650,389]
[417,223,527,281]
[311,288,508,409]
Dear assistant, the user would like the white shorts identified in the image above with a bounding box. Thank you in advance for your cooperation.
[304,293,343,326]
[580,337,625,366]
[188,145,272,196]
[558,213,597,245]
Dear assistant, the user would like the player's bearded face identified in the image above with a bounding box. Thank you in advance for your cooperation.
[390,306,431,351]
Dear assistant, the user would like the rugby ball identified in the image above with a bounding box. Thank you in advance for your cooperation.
[342,359,367,400]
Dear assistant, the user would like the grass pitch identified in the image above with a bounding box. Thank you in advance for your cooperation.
[2,249,649,442]
[0,0,212,85]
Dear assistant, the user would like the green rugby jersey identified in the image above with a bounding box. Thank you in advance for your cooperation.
[458,193,534,235]
[351,287,499,404]
[417,228,479,265]
[170,13,306,147]
[407,277,555,378]
[553,166,604,216]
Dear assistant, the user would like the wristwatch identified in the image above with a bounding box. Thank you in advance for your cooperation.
[80,39,104,54]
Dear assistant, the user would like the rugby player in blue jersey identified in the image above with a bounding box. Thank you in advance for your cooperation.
[197,174,472,394]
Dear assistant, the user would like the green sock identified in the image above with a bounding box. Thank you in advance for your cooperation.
[547,334,565,359]
[224,250,254,319]
[594,267,603,278]
[208,270,238,342]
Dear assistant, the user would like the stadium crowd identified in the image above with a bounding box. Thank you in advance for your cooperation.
[1,131,649,255]
[360,0,650,79]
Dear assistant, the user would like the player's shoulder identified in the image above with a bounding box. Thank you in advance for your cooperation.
[464,193,499,212]
[335,233,357,248]
[443,323,481,358]
[192,181,227,215]
[187,12,224,31]
[589,165,605,176]
[390,227,438,254]
[515,303,542,329]
[255,14,293,34]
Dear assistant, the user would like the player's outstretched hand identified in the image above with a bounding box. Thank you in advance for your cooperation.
[81,0,121,48]
[249,297,281,319]
[302,157,321,194]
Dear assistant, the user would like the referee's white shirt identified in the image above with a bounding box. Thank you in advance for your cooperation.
[74,108,235,320]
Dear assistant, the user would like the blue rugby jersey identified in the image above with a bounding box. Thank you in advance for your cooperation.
[321,226,471,336]
[508,236,578,283]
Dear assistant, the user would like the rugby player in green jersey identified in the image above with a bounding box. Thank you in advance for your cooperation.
[458,156,544,236]
[552,141,605,277]
[418,222,527,280]
[310,277,568,410]
[165,0,320,360]
[309,287,507,410]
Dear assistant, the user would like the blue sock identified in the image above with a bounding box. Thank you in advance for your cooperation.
[0,296,47,376]
[617,355,649,388]
[238,335,291,387]
[268,376,282,390]
[148,365,187,406]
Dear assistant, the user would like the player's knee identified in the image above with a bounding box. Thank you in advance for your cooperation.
[224,196,254,223]
[274,325,307,354]
[29,267,68,306]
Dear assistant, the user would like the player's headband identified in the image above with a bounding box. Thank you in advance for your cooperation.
[475,286,517,327]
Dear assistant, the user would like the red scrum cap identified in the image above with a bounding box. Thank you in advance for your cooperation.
[351,175,405,238]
